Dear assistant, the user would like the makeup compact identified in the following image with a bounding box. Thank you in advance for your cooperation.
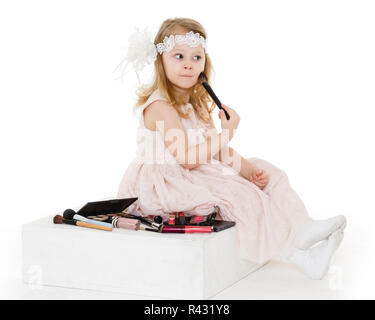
[76,197,138,218]
[75,197,139,227]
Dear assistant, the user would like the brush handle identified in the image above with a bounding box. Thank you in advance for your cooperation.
[201,82,230,120]
[139,226,160,233]
[127,214,162,229]
[76,221,112,231]
[73,214,113,229]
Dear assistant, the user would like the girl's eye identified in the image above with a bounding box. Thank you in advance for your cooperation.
[174,54,202,61]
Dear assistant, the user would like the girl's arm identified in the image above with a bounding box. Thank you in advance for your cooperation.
[146,100,231,169]
[208,116,255,181]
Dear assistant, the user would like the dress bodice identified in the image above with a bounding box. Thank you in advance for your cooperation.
[135,90,211,164]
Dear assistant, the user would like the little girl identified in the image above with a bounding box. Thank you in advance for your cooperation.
[116,18,347,280]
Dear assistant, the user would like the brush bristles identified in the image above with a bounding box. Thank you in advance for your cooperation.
[63,209,76,220]
[199,72,208,83]
[53,215,63,224]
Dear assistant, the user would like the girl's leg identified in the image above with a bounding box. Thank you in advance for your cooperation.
[287,229,344,279]
[293,215,346,250]
[246,157,346,259]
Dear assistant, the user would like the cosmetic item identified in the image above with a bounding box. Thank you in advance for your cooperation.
[114,212,129,218]
[76,197,138,217]
[153,216,163,224]
[63,209,113,229]
[198,72,230,120]
[189,206,219,226]
[53,215,112,231]
[168,213,176,225]
[212,220,236,232]
[111,216,140,230]
[208,206,219,225]
[190,215,206,224]
[161,225,212,233]
[176,212,185,225]
[87,214,112,222]
[139,216,162,230]
[120,213,163,230]
[137,225,160,233]
[116,217,139,225]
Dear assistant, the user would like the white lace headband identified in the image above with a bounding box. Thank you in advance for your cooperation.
[156,31,207,55]
[114,27,208,84]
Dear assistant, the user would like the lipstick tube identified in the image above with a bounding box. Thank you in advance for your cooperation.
[162,226,212,233]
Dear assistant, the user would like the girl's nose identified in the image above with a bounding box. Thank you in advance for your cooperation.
[184,64,192,70]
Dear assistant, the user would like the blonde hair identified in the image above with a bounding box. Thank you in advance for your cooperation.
[134,17,215,124]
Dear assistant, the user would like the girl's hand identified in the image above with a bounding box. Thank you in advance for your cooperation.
[218,104,240,141]
[249,167,269,190]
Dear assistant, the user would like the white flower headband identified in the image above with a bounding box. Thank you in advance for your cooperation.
[156,31,207,55]
[114,27,207,84]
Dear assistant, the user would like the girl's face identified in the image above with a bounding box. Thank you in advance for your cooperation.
[162,41,206,96]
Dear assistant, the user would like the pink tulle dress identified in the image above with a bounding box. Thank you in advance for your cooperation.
[117,89,311,264]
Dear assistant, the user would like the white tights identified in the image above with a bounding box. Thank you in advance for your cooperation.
[287,215,346,279]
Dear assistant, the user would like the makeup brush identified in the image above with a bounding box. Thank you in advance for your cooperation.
[198,72,230,120]
[53,215,112,231]
[63,209,113,229]
[122,213,163,230]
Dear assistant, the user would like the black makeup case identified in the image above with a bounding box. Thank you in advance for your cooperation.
[76,197,138,218]
[74,198,235,232]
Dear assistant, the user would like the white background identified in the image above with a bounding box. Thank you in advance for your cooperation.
[1,0,374,299]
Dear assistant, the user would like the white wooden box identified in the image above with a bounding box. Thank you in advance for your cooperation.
[22,215,267,299]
